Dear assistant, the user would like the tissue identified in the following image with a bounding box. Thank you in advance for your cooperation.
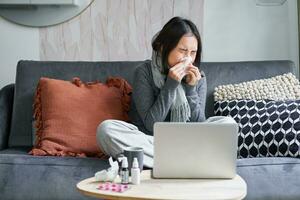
[95,157,119,182]
[180,56,192,72]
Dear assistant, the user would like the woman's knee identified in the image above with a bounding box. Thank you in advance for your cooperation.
[96,120,123,157]
[97,120,117,151]
[97,120,114,140]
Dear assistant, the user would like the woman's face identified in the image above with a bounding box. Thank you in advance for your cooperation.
[167,34,198,68]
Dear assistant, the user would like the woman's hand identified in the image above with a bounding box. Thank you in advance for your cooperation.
[185,64,202,86]
[168,61,187,82]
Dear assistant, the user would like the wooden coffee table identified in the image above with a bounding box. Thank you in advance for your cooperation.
[77,170,247,200]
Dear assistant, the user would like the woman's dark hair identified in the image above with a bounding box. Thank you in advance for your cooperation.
[152,16,202,74]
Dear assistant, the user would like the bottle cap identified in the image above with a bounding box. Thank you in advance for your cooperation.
[132,157,139,168]
[121,157,128,168]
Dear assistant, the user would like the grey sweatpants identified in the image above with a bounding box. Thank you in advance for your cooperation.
[96,116,236,168]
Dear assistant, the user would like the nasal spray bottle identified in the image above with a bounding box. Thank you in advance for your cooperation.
[120,157,129,184]
[131,157,140,185]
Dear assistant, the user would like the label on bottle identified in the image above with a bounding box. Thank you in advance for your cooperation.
[131,168,140,185]
[120,169,129,184]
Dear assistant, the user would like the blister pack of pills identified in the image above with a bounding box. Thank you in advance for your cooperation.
[97,182,130,193]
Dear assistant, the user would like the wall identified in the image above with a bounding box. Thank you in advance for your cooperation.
[0,17,39,88]
[0,0,298,89]
[298,0,300,68]
[202,0,299,76]
[39,0,204,61]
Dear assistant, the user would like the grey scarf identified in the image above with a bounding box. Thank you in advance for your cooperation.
[151,51,191,122]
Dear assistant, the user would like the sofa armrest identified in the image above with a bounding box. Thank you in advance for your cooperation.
[0,84,14,150]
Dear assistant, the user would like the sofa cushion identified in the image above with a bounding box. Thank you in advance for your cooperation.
[0,147,110,200]
[215,99,300,158]
[237,157,300,200]
[29,77,132,157]
[1,148,299,200]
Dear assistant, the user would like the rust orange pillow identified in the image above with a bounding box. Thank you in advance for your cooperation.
[29,77,132,157]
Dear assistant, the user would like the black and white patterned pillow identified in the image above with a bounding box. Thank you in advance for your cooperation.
[214,99,300,158]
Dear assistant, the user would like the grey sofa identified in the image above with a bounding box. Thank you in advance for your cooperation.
[1,60,300,200]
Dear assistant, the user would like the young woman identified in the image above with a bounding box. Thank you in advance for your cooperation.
[97,17,207,168]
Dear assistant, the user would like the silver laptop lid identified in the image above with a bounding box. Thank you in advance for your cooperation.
[153,122,238,179]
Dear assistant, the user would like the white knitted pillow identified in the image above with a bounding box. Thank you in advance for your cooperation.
[214,73,300,101]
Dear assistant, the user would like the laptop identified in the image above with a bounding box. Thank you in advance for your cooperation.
[153,122,238,179]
